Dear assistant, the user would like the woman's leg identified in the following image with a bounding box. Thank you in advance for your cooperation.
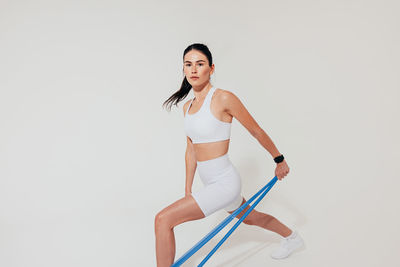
[228,198,292,238]
[154,194,205,267]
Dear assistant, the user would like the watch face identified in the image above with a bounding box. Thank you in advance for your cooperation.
[274,155,284,163]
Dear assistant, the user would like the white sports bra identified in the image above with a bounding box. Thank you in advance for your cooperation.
[184,86,232,144]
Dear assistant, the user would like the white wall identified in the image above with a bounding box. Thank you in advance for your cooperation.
[0,0,399,266]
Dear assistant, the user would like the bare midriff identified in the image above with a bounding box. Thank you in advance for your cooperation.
[193,139,230,162]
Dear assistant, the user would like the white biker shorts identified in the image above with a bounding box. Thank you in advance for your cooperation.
[191,153,243,217]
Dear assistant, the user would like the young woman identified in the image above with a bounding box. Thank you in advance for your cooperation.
[156,43,305,266]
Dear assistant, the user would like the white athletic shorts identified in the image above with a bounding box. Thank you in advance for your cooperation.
[191,153,243,217]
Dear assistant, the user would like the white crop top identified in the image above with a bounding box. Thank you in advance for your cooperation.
[184,86,232,144]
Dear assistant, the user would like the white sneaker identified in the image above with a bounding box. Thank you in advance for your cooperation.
[270,231,305,259]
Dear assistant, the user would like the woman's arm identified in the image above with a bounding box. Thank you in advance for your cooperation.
[223,90,290,180]
[185,136,197,195]
[183,101,197,195]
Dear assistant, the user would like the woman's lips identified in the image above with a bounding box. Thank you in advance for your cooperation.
[191,77,199,79]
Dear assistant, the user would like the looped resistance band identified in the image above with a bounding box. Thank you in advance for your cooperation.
[172,176,278,266]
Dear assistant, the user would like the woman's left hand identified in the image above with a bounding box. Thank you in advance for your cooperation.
[275,160,290,180]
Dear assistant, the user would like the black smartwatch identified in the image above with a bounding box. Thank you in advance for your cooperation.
[274,154,284,164]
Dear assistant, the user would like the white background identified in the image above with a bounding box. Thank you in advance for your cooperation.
[1,0,399,266]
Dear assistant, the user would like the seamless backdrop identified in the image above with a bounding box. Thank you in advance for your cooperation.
[0,0,399,266]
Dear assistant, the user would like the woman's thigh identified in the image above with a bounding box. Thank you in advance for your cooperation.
[227,197,258,222]
[156,194,205,228]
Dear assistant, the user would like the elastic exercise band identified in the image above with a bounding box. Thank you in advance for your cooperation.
[171,176,278,266]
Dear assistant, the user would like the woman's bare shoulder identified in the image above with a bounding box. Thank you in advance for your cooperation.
[214,87,237,101]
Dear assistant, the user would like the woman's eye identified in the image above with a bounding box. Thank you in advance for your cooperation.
[184,63,203,67]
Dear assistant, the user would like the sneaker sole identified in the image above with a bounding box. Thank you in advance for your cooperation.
[270,240,306,260]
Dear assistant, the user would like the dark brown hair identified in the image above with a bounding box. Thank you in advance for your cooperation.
[162,43,213,111]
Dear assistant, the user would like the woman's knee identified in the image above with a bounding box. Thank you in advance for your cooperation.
[242,211,257,225]
[155,196,205,233]
[243,210,274,226]
[155,209,172,232]
[242,210,265,226]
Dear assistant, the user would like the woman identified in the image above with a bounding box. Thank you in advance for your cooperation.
[156,43,305,266]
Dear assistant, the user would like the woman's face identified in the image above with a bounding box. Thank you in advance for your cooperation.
[183,50,214,86]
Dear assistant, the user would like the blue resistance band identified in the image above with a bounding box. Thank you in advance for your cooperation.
[171,176,278,267]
